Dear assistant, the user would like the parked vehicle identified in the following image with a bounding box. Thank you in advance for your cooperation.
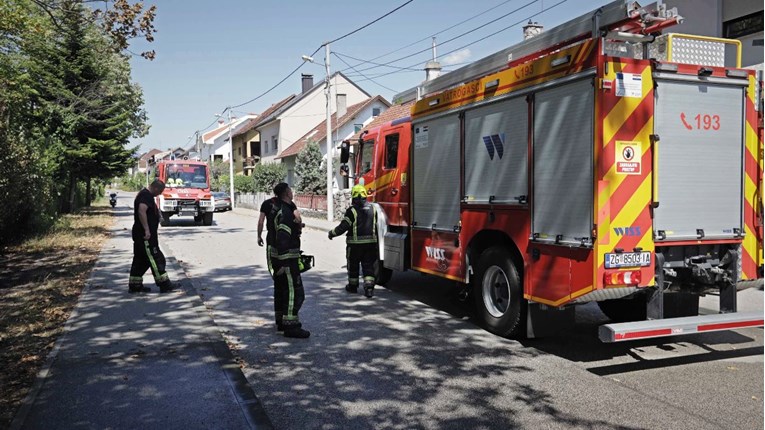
[212,192,232,212]
[151,160,215,226]
[109,192,117,208]
[341,0,764,342]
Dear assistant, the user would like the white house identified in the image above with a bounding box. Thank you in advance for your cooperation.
[277,95,391,189]
[254,72,371,183]
[200,114,258,162]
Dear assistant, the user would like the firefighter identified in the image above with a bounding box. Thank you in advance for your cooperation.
[128,180,176,293]
[257,183,283,329]
[328,184,378,298]
[271,184,310,338]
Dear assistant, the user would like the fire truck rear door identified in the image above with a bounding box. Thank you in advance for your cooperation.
[653,74,747,241]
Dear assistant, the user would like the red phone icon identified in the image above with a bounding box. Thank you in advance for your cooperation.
[680,112,693,130]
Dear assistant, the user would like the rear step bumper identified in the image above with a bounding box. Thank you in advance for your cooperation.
[599,312,764,343]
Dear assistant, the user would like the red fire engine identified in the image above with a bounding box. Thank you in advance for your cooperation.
[152,160,215,226]
[340,0,764,341]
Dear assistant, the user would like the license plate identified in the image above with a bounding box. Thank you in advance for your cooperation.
[605,251,651,269]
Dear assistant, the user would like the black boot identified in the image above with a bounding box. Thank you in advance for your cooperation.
[364,286,374,298]
[159,281,179,293]
[129,285,151,293]
[284,327,310,338]
[345,284,358,293]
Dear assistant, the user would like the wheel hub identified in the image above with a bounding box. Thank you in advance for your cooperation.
[482,265,511,318]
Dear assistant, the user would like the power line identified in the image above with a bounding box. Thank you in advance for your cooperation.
[347,0,541,75]
[336,52,420,72]
[326,0,415,45]
[359,0,520,65]
[352,0,568,84]
[332,52,399,93]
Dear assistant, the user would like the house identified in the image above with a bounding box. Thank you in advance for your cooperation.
[254,72,371,185]
[229,96,295,176]
[135,148,163,173]
[200,114,259,163]
[277,95,391,189]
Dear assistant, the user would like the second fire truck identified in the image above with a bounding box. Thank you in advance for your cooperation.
[341,0,764,341]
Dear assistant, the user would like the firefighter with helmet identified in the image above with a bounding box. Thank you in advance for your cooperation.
[328,184,379,298]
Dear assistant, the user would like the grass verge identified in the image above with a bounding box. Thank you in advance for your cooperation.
[0,202,113,428]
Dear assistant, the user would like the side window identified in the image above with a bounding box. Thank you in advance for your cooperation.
[384,134,399,169]
[360,140,374,175]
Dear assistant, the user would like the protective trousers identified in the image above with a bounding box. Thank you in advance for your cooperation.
[129,240,171,289]
[347,243,377,289]
[272,257,304,329]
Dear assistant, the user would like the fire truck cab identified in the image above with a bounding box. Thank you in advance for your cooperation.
[342,0,764,342]
[152,160,215,226]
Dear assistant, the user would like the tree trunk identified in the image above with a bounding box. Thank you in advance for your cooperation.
[64,173,76,213]
[85,177,92,207]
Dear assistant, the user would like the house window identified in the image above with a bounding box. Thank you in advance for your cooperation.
[238,147,242,156]
[272,135,278,153]
[384,134,399,169]
[354,124,363,133]
[372,107,381,117]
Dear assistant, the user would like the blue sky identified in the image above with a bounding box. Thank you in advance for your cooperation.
[129,0,612,153]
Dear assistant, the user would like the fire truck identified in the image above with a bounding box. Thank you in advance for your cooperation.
[152,160,215,226]
[340,0,764,342]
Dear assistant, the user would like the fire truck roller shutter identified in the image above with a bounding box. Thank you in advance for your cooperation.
[532,78,594,245]
[412,114,461,231]
[464,96,528,204]
[653,78,746,240]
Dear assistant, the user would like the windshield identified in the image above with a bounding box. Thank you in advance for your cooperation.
[165,164,209,189]
[359,140,374,175]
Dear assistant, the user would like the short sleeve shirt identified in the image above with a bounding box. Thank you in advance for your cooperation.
[132,188,159,242]
[260,197,278,245]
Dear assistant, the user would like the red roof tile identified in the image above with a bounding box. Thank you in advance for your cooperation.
[349,101,414,141]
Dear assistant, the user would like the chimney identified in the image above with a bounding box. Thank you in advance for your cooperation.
[523,20,543,40]
[336,94,347,119]
[301,74,314,93]
[424,37,442,82]
[218,119,225,126]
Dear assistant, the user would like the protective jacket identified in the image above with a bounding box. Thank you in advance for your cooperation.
[330,201,377,244]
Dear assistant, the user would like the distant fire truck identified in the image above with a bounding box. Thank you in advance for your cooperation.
[341,0,764,341]
[152,160,215,226]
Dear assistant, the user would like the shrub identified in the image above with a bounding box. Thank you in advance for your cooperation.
[252,162,286,193]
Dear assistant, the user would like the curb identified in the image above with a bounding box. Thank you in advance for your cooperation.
[161,241,274,430]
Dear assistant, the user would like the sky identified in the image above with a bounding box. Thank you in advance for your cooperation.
[129,0,614,153]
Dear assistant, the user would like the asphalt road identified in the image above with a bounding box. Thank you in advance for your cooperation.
[153,202,763,430]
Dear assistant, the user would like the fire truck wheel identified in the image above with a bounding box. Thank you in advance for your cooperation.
[374,260,393,286]
[597,296,647,323]
[202,212,214,226]
[473,246,523,338]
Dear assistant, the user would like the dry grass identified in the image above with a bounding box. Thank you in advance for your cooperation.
[0,203,113,428]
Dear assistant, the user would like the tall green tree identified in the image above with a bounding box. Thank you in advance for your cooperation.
[295,141,325,195]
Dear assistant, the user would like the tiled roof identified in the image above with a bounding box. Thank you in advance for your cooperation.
[202,123,228,141]
[277,95,391,159]
[232,118,260,138]
[349,100,414,141]
[250,94,296,129]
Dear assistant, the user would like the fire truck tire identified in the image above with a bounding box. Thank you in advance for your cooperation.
[597,296,647,323]
[374,260,393,286]
[473,246,523,338]
[202,212,214,226]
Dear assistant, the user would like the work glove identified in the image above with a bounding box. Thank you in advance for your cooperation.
[327,231,334,240]
[257,237,264,247]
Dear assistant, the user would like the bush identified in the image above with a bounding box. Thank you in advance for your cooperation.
[252,162,286,193]
[234,175,255,194]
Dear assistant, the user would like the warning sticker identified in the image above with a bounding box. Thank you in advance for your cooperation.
[615,72,642,98]
[616,140,641,175]
[414,125,429,149]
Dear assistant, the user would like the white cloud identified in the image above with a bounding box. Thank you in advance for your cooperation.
[441,48,471,66]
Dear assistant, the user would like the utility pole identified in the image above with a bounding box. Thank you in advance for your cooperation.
[227,109,235,208]
[325,42,334,222]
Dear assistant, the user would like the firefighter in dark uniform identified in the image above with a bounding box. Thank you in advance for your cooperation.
[328,184,378,298]
[271,184,310,338]
[258,183,285,331]
[128,180,176,293]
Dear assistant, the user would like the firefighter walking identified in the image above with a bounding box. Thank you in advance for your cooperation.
[328,185,378,298]
[128,180,175,293]
[271,184,311,338]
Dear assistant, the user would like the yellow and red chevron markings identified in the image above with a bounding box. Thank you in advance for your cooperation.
[742,74,763,280]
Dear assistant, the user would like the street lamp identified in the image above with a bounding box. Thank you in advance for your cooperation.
[215,111,236,208]
[302,44,334,222]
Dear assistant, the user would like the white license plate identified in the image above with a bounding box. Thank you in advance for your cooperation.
[605,251,651,269]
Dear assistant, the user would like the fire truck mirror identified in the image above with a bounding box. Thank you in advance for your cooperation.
[339,141,350,164]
